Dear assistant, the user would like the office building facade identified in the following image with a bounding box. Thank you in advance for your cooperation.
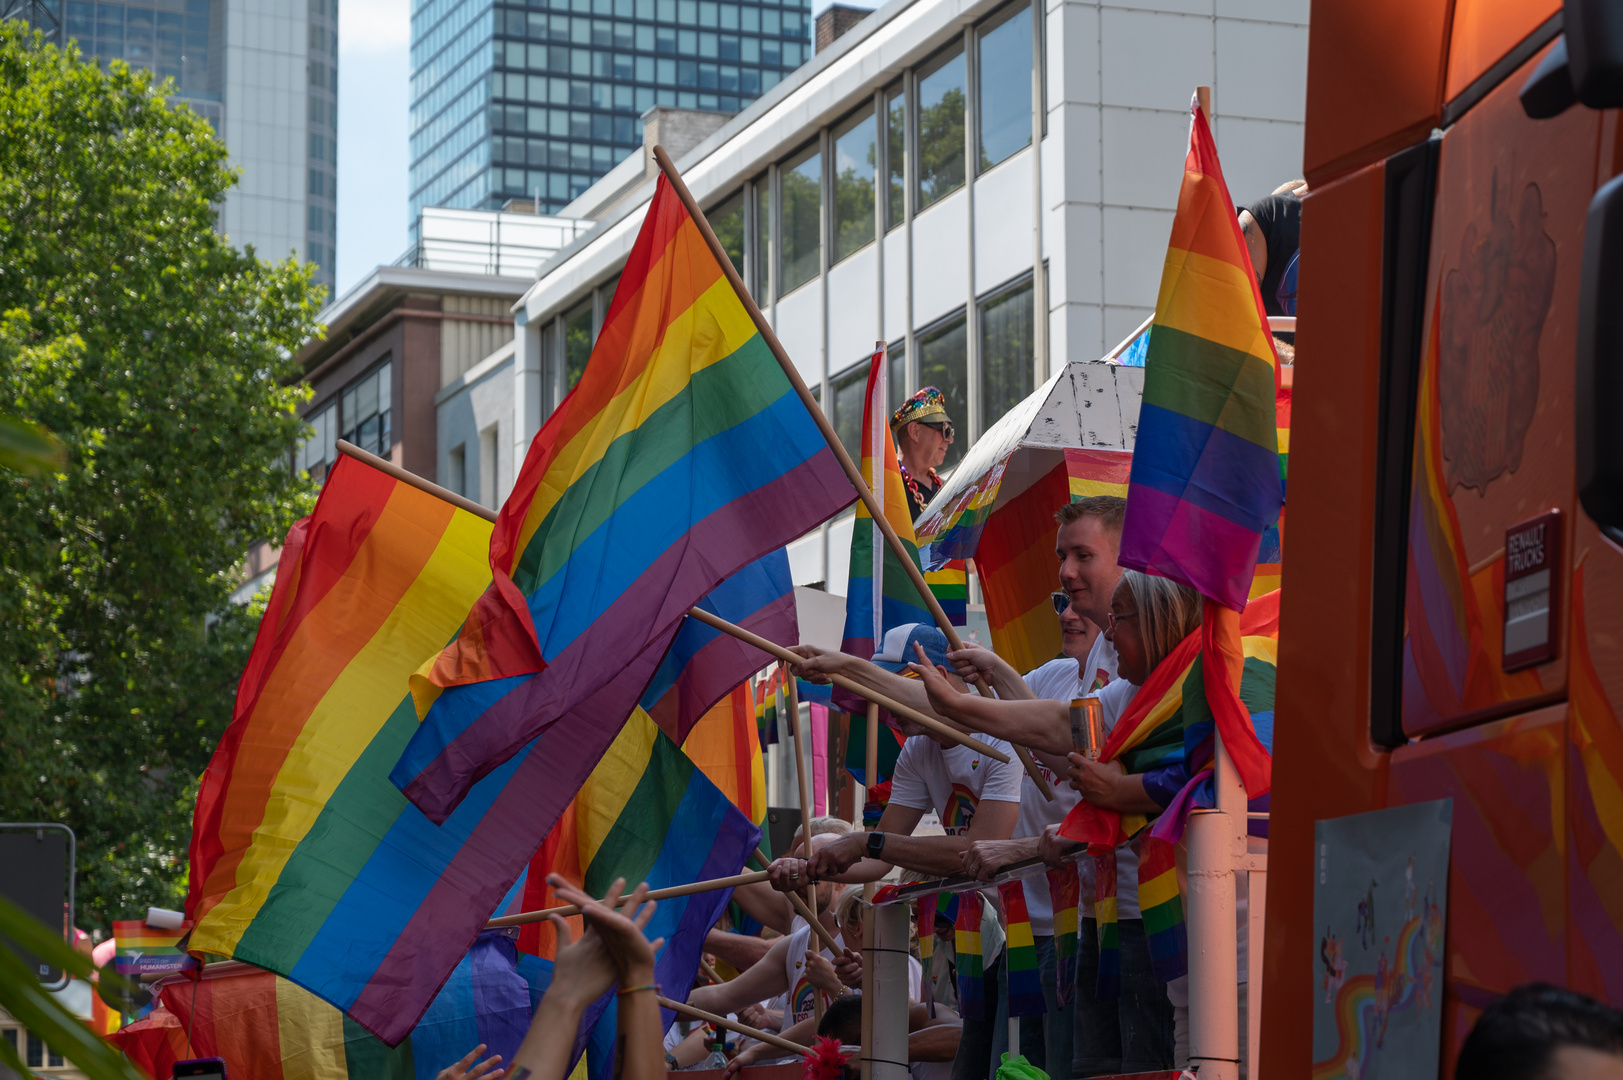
[409,0,814,222]
[43,0,338,291]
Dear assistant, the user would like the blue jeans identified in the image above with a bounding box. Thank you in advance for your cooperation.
[1071,918,1174,1076]
[978,938,1077,1078]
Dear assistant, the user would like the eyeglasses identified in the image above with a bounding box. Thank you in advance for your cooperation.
[1106,610,1140,630]
[920,420,956,440]
[1050,591,1070,615]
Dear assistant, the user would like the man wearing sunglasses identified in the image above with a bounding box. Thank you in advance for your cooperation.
[890,386,956,521]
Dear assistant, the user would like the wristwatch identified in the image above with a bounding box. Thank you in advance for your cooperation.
[866,831,886,859]
[666,1053,679,1068]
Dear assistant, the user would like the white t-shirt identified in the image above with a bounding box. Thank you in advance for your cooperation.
[1080,632,1120,694]
[1095,676,1141,920]
[783,924,843,1026]
[888,736,1023,835]
[1014,658,1089,936]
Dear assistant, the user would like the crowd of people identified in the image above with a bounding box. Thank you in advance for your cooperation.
[429,185,1623,1080]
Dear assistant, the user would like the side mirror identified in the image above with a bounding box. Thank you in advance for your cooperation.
[1566,0,1623,108]
[1576,173,1623,540]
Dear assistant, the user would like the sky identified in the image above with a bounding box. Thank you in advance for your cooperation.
[335,0,412,298]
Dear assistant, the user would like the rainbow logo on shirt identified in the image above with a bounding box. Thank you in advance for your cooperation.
[791,976,821,1022]
[941,783,980,835]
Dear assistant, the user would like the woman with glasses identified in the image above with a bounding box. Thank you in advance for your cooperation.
[890,386,956,521]
[910,569,1202,1076]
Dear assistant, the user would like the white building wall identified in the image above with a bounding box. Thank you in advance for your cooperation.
[438,344,518,510]
[513,0,1307,597]
[220,0,310,266]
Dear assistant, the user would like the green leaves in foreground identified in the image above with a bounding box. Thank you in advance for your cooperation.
[0,894,145,1080]
[0,412,65,474]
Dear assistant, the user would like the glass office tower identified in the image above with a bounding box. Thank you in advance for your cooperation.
[410,0,812,220]
[42,0,339,292]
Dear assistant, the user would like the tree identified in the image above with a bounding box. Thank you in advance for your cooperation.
[0,24,323,935]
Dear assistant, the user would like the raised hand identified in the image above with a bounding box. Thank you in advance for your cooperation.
[907,644,962,716]
[833,947,862,988]
[436,1045,505,1080]
[547,874,664,983]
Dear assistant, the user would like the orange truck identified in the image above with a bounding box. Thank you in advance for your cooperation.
[1263,0,1623,1074]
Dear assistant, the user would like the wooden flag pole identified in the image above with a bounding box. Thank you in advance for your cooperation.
[484,870,770,928]
[864,702,879,830]
[650,144,1053,801]
[684,608,1009,763]
[698,959,724,986]
[785,666,825,1027]
[751,847,843,955]
[659,996,809,1056]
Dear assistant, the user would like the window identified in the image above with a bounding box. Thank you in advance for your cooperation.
[830,359,871,463]
[917,312,967,469]
[915,44,965,211]
[779,142,821,294]
[563,296,593,391]
[887,339,907,420]
[710,190,746,280]
[340,361,392,458]
[480,424,500,509]
[448,444,467,498]
[885,84,905,230]
[296,402,337,481]
[977,3,1032,172]
[831,106,876,263]
[752,176,772,302]
[979,275,1034,433]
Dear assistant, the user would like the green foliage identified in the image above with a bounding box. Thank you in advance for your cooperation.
[917,86,966,209]
[0,24,323,935]
[0,894,145,1080]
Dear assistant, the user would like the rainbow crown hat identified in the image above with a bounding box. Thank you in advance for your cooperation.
[891,386,949,430]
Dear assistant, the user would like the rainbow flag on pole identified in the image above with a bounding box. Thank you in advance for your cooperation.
[682,682,770,848]
[840,342,933,661]
[1047,864,1081,1006]
[516,708,760,1080]
[1118,95,1284,614]
[394,173,854,823]
[953,891,988,1021]
[112,922,198,978]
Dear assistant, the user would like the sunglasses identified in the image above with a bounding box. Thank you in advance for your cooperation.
[920,420,956,439]
[1050,591,1070,615]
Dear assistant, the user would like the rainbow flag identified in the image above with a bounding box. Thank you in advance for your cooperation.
[1251,375,1292,599]
[840,342,934,661]
[754,666,782,750]
[997,882,1046,1017]
[1047,864,1081,1006]
[516,708,760,1080]
[112,921,197,977]
[975,449,1131,674]
[1118,95,1283,614]
[953,891,988,1021]
[917,892,938,965]
[682,682,770,851]
[639,548,795,743]
[394,173,854,823]
[1094,851,1119,997]
[110,934,533,1080]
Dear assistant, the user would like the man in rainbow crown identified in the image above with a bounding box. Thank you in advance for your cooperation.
[779,623,1020,1080]
[890,387,956,521]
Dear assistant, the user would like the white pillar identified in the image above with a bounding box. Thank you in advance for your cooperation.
[862,902,911,1080]
[1187,737,1244,1080]
[512,312,543,459]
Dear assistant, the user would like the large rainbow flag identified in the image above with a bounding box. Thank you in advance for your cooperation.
[394,174,853,823]
[515,708,760,1080]
[185,456,791,1046]
[840,342,934,661]
[682,682,770,847]
[1118,96,1284,614]
[111,934,533,1080]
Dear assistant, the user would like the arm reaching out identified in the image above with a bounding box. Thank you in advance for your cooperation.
[909,649,1072,755]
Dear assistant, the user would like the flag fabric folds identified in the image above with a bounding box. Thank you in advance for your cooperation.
[1118,96,1284,614]
[111,935,533,1080]
[394,173,854,823]
[1047,864,1082,1006]
[840,343,935,662]
[682,682,770,849]
[997,882,1046,1017]
[953,891,988,1021]
[975,449,1131,675]
[638,548,795,743]
[516,709,761,1080]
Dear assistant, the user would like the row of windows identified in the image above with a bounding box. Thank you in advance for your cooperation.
[493,57,781,102]
[701,2,1037,304]
[412,140,491,210]
[497,5,804,45]
[3,1027,65,1070]
[309,22,336,56]
[65,0,216,96]
[826,277,1035,471]
[309,166,335,200]
[412,10,493,100]
[495,135,637,171]
[413,80,487,159]
[489,90,754,141]
[410,36,492,130]
[296,361,393,482]
[498,0,806,25]
[499,165,615,202]
[414,0,491,70]
[308,205,337,237]
[412,110,488,194]
[414,0,486,49]
[498,27,800,67]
